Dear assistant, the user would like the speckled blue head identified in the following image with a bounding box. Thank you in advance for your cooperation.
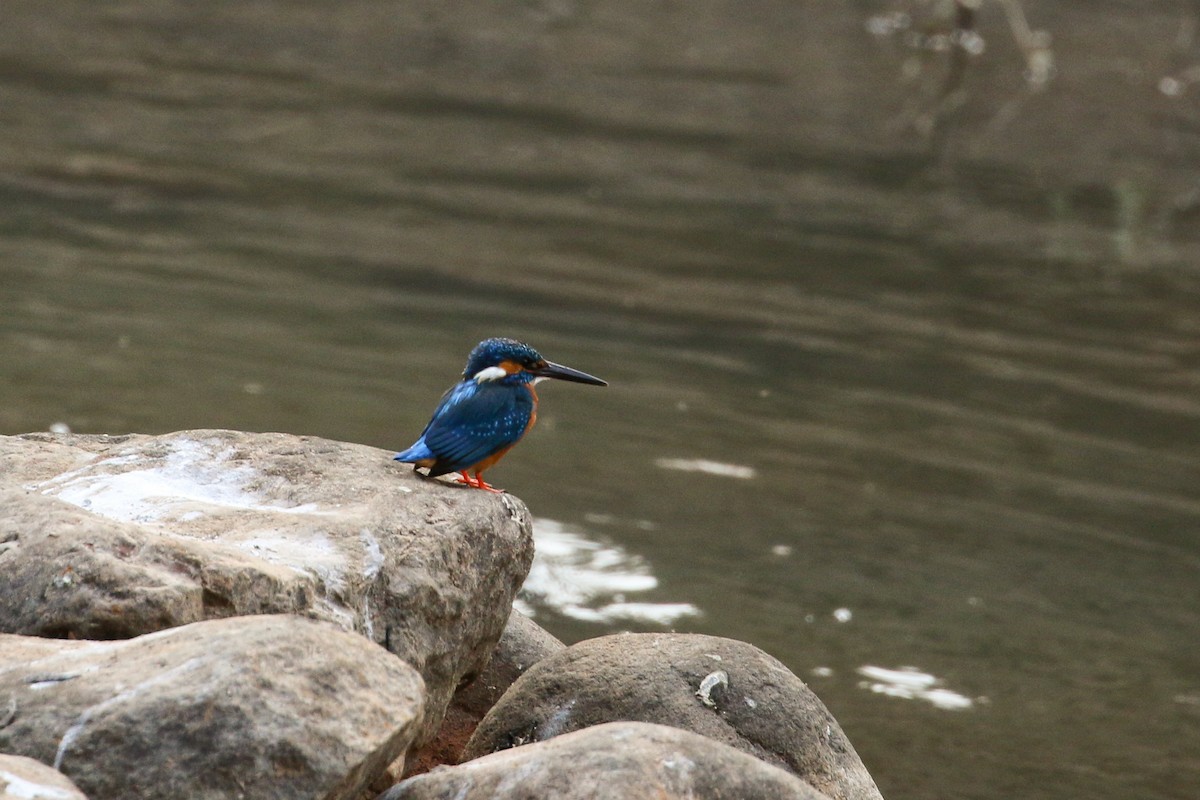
[462,338,543,378]
[460,338,607,386]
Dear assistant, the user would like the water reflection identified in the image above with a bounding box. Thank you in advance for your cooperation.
[654,457,758,479]
[517,518,700,626]
[856,665,977,712]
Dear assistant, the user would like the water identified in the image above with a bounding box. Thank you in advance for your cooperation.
[3,3,1200,798]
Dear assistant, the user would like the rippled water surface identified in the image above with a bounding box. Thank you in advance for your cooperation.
[3,3,1200,799]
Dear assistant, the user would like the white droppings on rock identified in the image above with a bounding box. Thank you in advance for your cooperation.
[360,528,385,581]
[361,596,375,641]
[0,768,77,800]
[237,532,344,576]
[236,531,355,624]
[38,436,328,524]
[357,529,384,640]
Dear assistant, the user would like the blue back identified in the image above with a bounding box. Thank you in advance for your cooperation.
[397,376,535,476]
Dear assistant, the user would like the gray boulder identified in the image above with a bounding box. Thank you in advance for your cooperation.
[380,721,831,800]
[0,754,89,800]
[463,633,882,800]
[403,609,564,777]
[0,429,533,743]
[0,615,423,800]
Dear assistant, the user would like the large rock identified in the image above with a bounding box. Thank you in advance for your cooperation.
[380,721,831,800]
[0,615,423,800]
[0,755,89,800]
[449,608,565,720]
[402,609,564,777]
[463,633,882,800]
[0,430,534,742]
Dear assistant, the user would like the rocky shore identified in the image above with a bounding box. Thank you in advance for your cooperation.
[0,430,882,800]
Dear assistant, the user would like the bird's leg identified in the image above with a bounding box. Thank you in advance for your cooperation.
[472,471,505,494]
[452,470,504,493]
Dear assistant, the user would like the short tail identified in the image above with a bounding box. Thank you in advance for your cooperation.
[393,440,435,463]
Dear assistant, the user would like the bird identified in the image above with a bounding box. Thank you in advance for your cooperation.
[393,337,607,492]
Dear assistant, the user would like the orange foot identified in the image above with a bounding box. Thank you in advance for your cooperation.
[456,471,505,493]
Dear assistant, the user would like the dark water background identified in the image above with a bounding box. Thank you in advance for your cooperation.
[3,2,1200,798]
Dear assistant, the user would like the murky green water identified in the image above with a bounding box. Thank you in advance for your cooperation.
[3,3,1200,798]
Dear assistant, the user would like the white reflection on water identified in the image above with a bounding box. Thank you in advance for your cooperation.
[517,518,701,625]
[856,665,977,710]
[654,458,757,479]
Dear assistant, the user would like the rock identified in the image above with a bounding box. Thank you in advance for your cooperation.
[0,615,424,800]
[401,609,564,777]
[379,721,831,800]
[0,430,534,742]
[0,754,89,800]
[453,609,565,717]
[463,633,882,800]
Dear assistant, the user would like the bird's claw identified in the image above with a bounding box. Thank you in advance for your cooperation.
[456,471,505,493]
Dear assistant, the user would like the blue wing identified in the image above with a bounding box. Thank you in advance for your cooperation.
[396,380,534,477]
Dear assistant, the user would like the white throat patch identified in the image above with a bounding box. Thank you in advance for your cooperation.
[473,366,509,383]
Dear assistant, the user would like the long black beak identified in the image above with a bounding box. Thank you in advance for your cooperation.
[529,360,608,386]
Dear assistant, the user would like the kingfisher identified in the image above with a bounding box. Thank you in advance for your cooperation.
[393,337,607,492]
